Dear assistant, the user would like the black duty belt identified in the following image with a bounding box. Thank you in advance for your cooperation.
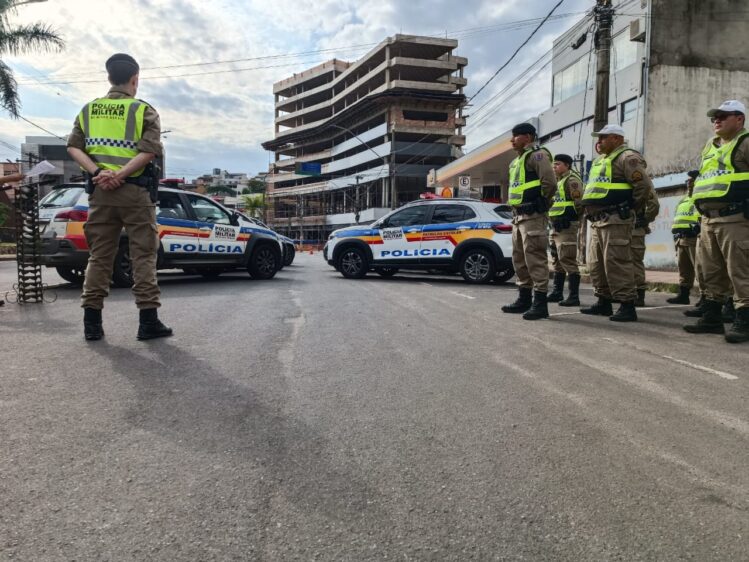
[124,175,150,187]
[699,202,744,218]
[512,202,540,216]
[586,205,619,222]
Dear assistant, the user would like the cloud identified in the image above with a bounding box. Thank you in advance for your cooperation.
[1,0,592,177]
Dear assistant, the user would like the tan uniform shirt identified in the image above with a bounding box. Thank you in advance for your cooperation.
[698,128,749,223]
[68,87,163,207]
[559,170,584,217]
[584,145,653,214]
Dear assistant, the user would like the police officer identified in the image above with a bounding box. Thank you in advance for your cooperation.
[501,123,556,320]
[547,154,583,306]
[684,100,749,343]
[580,124,652,322]
[666,177,700,304]
[631,186,660,307]
[67,53,172,341]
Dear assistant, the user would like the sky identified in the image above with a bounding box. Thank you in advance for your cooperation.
[0,0,594,179]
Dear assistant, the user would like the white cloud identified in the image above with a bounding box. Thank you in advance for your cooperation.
[1,0,592,177]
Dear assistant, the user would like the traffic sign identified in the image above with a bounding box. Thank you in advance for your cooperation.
[458,176,471,189]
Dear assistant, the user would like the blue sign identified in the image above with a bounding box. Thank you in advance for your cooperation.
[296,162,322,176]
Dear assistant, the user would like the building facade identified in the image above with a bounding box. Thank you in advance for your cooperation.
[432,0,749,267]
[262,34,468,243]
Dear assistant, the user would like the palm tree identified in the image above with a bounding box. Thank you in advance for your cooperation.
[0,0,64,118]
[241,194,266,219]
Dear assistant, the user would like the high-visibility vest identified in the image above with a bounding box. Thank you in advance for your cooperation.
[549,170,582,219]
[77,97,147,177]
[581,146,634,206]
[692,131,749,203]
[671,195,700,233]
[508,147,551,206]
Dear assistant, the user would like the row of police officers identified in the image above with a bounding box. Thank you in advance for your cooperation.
[502,100,749,344]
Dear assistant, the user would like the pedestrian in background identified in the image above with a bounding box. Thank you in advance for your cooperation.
[667,173,700,305]
[67,53,172,341]
[684,100,749,343]
[501,123,557,320]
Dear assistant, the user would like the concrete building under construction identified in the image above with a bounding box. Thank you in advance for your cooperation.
[261,34,468,243]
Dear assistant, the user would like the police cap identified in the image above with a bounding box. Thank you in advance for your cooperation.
[554,154,573,167]
[511,122,537,137]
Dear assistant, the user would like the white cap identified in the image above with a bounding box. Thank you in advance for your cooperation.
[591,124,625,137]
[707,100,746,117]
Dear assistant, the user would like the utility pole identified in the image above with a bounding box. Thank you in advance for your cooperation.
[593,0,614,133]
[354,174,362,224]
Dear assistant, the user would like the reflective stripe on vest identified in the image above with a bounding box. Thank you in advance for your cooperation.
[671,195,700,231]
[77,97,147,177]
[508,147,551,206]
[692,131,749,203]
[581,146,632,204]
[549,171,581,218]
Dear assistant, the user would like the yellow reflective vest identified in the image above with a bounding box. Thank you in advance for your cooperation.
[671,195,700,233]
[692,131,749,204]
[508,146,552,206]
[77,97,147,177]
[581,146,634,206]
[549,170,582,219]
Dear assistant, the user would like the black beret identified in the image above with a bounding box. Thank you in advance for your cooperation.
[511,122,536,137]
[105,53,139,72]
[554,154,573,167]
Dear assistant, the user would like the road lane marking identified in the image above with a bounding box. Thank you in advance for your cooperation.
[451,291,476,300]
[602,337,739,381]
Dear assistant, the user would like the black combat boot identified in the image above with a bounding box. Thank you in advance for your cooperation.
[683,300,725,334]
[610,301,638,322]
[725,307,749,344]
[546,272,565,303]
[580,296,613,316]
[523,291,549,320]
[635,288,646,307]
[501,287,533,314]
[137,308,173,340]
[683,294,705,317]
[83,307,104,341]
[666,285,691,305]
[722,298,735,324]
[559,273,581,307]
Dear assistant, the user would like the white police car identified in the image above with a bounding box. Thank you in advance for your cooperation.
[323,199,514,283]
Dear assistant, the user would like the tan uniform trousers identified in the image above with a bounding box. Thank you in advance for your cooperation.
[695,235,706,296]
[631,226,647,291]
[697,216,749,309]
[551,222,580,275]
[82,204,161,310]
[588,214,636,302]
[512,213,549,292]
[675,236,697,288]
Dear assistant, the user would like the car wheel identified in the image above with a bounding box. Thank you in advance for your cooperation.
[338,246,368,279]
[494,265,515,284]
[55,266,86,285]
[284,245,295,266]
[376,267,398,278]
[112,243,134,288]
[459,248,495,284]
[248,244,279,280]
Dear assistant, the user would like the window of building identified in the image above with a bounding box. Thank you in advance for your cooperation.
[621,97,638,122]
[552,54,593,106]
[482,186,502,202]
[612,31,639,73]
[402,110,449,122]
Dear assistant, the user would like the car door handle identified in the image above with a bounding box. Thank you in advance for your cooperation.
[405,228,420,233]
[457,226,471,230]
[199,227,212,231]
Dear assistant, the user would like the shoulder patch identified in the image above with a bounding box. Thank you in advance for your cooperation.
[534,153,544,161]
[631,170,644,182]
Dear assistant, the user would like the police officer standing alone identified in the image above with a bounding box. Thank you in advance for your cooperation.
[67,53,172,341]
[547,154,583,306]
[580,124,652,322]
[684,100,749,343]
[666,175,700,304]
[501,123,557,320]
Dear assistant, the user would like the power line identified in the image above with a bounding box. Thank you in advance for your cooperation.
[468,0,567,103]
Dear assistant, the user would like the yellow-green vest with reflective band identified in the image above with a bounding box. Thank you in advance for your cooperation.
[508,146,551,206]
[671,195,700,233]
[77,97,147,177]
[549,170,582,219]
[692,131,749,204]
[581,145,634,206]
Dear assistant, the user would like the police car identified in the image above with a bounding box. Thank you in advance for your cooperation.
[323,199,514,283]
[39,185,283,286]
[242,214,296,267]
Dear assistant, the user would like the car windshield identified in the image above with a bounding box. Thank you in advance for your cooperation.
[40,187,85,208]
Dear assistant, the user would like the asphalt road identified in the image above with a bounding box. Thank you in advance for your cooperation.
[1,256,748,561]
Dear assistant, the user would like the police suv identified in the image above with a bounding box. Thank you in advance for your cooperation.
[323,199,514,283]
[39,185,283,286]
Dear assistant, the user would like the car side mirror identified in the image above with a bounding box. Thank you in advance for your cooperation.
[230,211,240,226]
